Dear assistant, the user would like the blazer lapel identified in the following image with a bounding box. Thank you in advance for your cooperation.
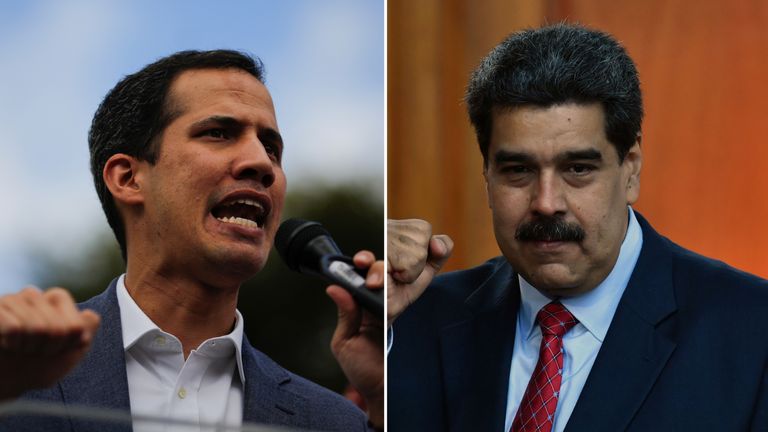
[440,260,519,431]
[60,279,133,432]
[241,336,310,429]
[566,215,678,432]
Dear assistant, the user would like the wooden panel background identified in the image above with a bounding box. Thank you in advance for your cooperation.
[388,0,768,277]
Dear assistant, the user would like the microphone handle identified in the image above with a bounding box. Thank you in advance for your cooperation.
[318,255,384,320]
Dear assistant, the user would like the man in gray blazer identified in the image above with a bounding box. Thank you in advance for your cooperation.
[0,50,383,431]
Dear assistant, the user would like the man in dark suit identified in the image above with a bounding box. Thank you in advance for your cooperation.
[387,24,768,431]
[0,50,383,431]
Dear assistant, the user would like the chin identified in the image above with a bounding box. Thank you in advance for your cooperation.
[524,264,583,297]
[204,246,270,280]
[230,254,269,276]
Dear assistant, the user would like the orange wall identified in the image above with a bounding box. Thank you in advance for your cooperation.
[388,0,768,277]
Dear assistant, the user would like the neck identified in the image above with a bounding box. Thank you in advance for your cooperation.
[124,258,240,358]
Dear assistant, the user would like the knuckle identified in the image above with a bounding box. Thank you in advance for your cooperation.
[389,253,409,270]
[46,287,74,303]
[399,249,428,269]
[20,286,42,300]
[408,220,432,239]
[83,310,101,326]
[65,322,85,335]
[401,255,422,269]
[389,219,432,236]
[0,296,18,308]
[413,219,432,232]
[416,247,429,260]
[371,261,385,272]
[439,235,455,249]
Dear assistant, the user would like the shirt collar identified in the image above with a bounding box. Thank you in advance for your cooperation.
[115,274,246,383]
[518,206,643,342]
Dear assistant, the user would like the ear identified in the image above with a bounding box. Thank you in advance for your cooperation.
[103,153,147,207]
[623,135,642,204]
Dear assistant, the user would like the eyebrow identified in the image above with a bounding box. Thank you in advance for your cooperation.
[558,148,603,162]
[190,115,243,130]
[190,115,284,148]
[493,148,603,165]
[493,150,535,165]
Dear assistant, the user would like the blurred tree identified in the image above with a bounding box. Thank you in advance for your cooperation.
[32,236,125,301]
[32,181,383,394]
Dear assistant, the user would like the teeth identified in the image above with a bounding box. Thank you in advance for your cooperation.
[216,216,260,228]
[232,198,263,210]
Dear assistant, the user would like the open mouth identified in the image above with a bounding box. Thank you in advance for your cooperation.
[211,198,268,229]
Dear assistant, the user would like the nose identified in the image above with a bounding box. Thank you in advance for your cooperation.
[231,134,276,187]
[529,170,566,217]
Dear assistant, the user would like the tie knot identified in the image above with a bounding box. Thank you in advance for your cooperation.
[537,302,578,337]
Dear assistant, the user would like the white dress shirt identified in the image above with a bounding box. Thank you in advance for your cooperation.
[115,275,246,431]
[503,207,643,432]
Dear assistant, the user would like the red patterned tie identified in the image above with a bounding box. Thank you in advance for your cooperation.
[511,302,578,432]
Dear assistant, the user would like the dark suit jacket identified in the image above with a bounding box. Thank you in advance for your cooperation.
[389,213,768,431]
[2,280,368,431]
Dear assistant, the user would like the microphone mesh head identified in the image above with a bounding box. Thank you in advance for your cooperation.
[275,219,330,271]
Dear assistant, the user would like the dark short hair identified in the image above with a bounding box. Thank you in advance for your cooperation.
[88,50,265,259]
[466,23,643,164]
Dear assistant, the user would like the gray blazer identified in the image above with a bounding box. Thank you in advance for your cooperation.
[1,279,368,431]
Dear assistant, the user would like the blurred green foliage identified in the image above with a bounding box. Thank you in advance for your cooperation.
[33,181,383,394]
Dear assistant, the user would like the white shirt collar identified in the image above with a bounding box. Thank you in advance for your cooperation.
[115,274,246,383]
[518,206,644,342]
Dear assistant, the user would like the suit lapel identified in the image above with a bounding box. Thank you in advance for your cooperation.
[565,214,678,431]
[241,336,310,429]
[440,260,519,431]
[60,279,133,432]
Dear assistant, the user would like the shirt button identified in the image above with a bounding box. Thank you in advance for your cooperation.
[154,336,167,346]
[178,388,187,399]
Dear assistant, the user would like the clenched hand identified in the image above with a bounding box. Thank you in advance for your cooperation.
[0,287,100,401]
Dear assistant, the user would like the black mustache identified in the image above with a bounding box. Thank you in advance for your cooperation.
[515,217,585,242]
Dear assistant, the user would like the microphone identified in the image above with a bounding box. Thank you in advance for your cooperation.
[275,218,384,319]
